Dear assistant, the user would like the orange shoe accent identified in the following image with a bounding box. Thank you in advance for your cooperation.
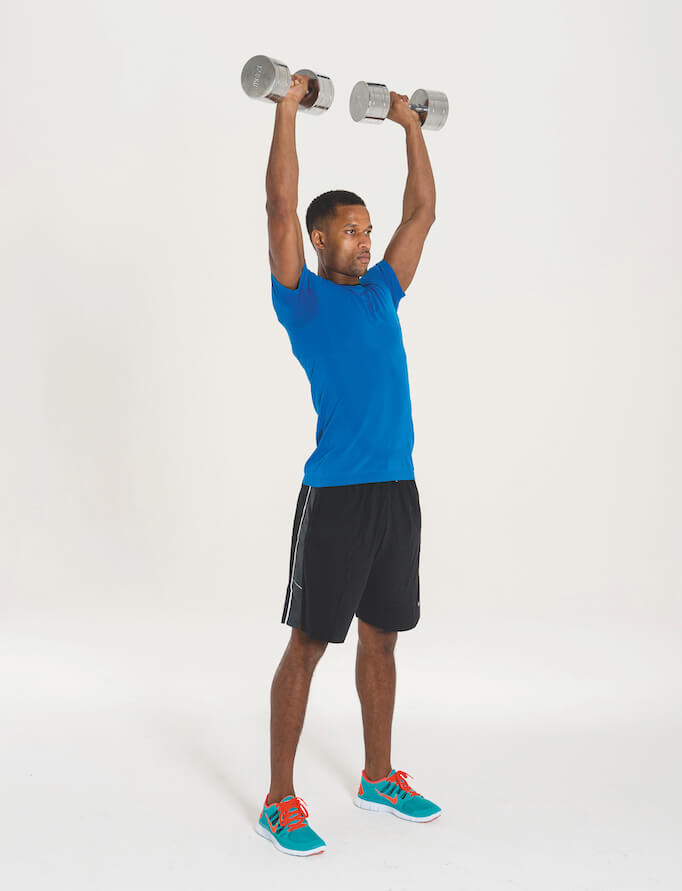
[376,789,398,804]
[264,796,311,833]
[358,783,364,796]
[392,770,420,797]
[360,768,422,799]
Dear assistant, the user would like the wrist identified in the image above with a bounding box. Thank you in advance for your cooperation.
[402,117,423,134]
[277,96,300,112]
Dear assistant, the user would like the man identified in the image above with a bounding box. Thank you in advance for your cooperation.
[256,72,441,857]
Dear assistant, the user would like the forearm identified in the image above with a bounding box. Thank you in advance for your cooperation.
[265,99,299,211]
[401,122,436,221]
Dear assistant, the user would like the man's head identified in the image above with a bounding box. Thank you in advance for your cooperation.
[305,190,372,281]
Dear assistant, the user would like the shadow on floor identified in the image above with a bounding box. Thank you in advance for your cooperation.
[126,703,258,824]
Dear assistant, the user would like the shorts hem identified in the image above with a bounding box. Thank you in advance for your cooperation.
[282,617,349,644]
[355,613,420,633]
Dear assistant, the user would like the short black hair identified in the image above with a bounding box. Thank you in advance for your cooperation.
[305,190,366,243]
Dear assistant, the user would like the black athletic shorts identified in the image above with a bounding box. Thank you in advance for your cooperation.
[281,479,421,643]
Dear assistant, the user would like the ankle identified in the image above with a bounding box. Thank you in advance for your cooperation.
[266,788,295,806]
[364,765,392,783]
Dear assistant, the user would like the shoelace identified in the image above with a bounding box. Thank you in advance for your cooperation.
[275,796,310,832]
[391,770,420,797]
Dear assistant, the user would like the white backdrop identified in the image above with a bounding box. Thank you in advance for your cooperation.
[1,1,681,889]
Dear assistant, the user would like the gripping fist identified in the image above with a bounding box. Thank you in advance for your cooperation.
[282,72,311,105]
[385,91,421,128]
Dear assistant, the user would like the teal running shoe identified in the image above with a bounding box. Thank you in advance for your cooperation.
[355,769,442,822]
[256,794,326,856]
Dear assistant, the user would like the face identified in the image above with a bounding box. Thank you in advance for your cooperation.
[313,204,372,278]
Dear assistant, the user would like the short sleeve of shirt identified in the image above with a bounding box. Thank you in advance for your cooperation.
[362,258,406,309]
[271,263,318,328]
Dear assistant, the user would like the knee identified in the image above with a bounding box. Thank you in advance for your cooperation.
[357,619,397,655]
[289,627,328,670]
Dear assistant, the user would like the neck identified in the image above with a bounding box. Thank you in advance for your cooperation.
[317,263,362,286]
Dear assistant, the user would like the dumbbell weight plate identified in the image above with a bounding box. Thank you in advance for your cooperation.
[241,54,291,103]
[294,68,335,114]
[410,89,449,130]
[349,81,391,123]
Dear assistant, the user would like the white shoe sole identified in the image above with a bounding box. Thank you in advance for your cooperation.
[255,821,326,856]
[354,795,442,822]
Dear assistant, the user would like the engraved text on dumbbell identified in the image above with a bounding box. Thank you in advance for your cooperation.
[241,54,334,114]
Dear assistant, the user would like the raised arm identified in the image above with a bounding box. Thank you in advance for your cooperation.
[383,92,437,293]
[265,75,309,290]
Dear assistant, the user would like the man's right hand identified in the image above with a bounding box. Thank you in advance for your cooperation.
[281,73,310,106]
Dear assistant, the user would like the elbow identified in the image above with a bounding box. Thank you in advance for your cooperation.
[265,177,298,213]
[266,197,297,215]
[416,206,436,225]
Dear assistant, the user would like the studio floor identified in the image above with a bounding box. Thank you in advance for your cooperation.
[2,611,680,890]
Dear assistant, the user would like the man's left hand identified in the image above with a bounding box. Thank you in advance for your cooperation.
[386,91,421,129]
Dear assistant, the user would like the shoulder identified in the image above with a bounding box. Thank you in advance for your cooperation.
[271,262,320,327]
[271,261,313,294]
[360,258,406,308]
[362,259,403,288]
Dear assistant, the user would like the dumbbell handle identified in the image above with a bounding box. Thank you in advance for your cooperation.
[350,82,448,130]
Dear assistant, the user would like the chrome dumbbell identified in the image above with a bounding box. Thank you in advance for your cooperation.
[349,81,448,130]
[241,54,334,114]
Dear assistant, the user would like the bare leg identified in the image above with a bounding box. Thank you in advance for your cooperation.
[355,617,398,781]
[268,627,327,804]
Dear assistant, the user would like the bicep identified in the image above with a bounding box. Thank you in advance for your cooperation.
[383,213,435,292]
[267,205,305,289]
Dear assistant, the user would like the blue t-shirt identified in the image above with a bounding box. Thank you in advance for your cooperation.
[271,258,415,487]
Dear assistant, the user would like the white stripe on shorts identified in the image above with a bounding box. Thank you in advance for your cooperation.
[284,485,312,624]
